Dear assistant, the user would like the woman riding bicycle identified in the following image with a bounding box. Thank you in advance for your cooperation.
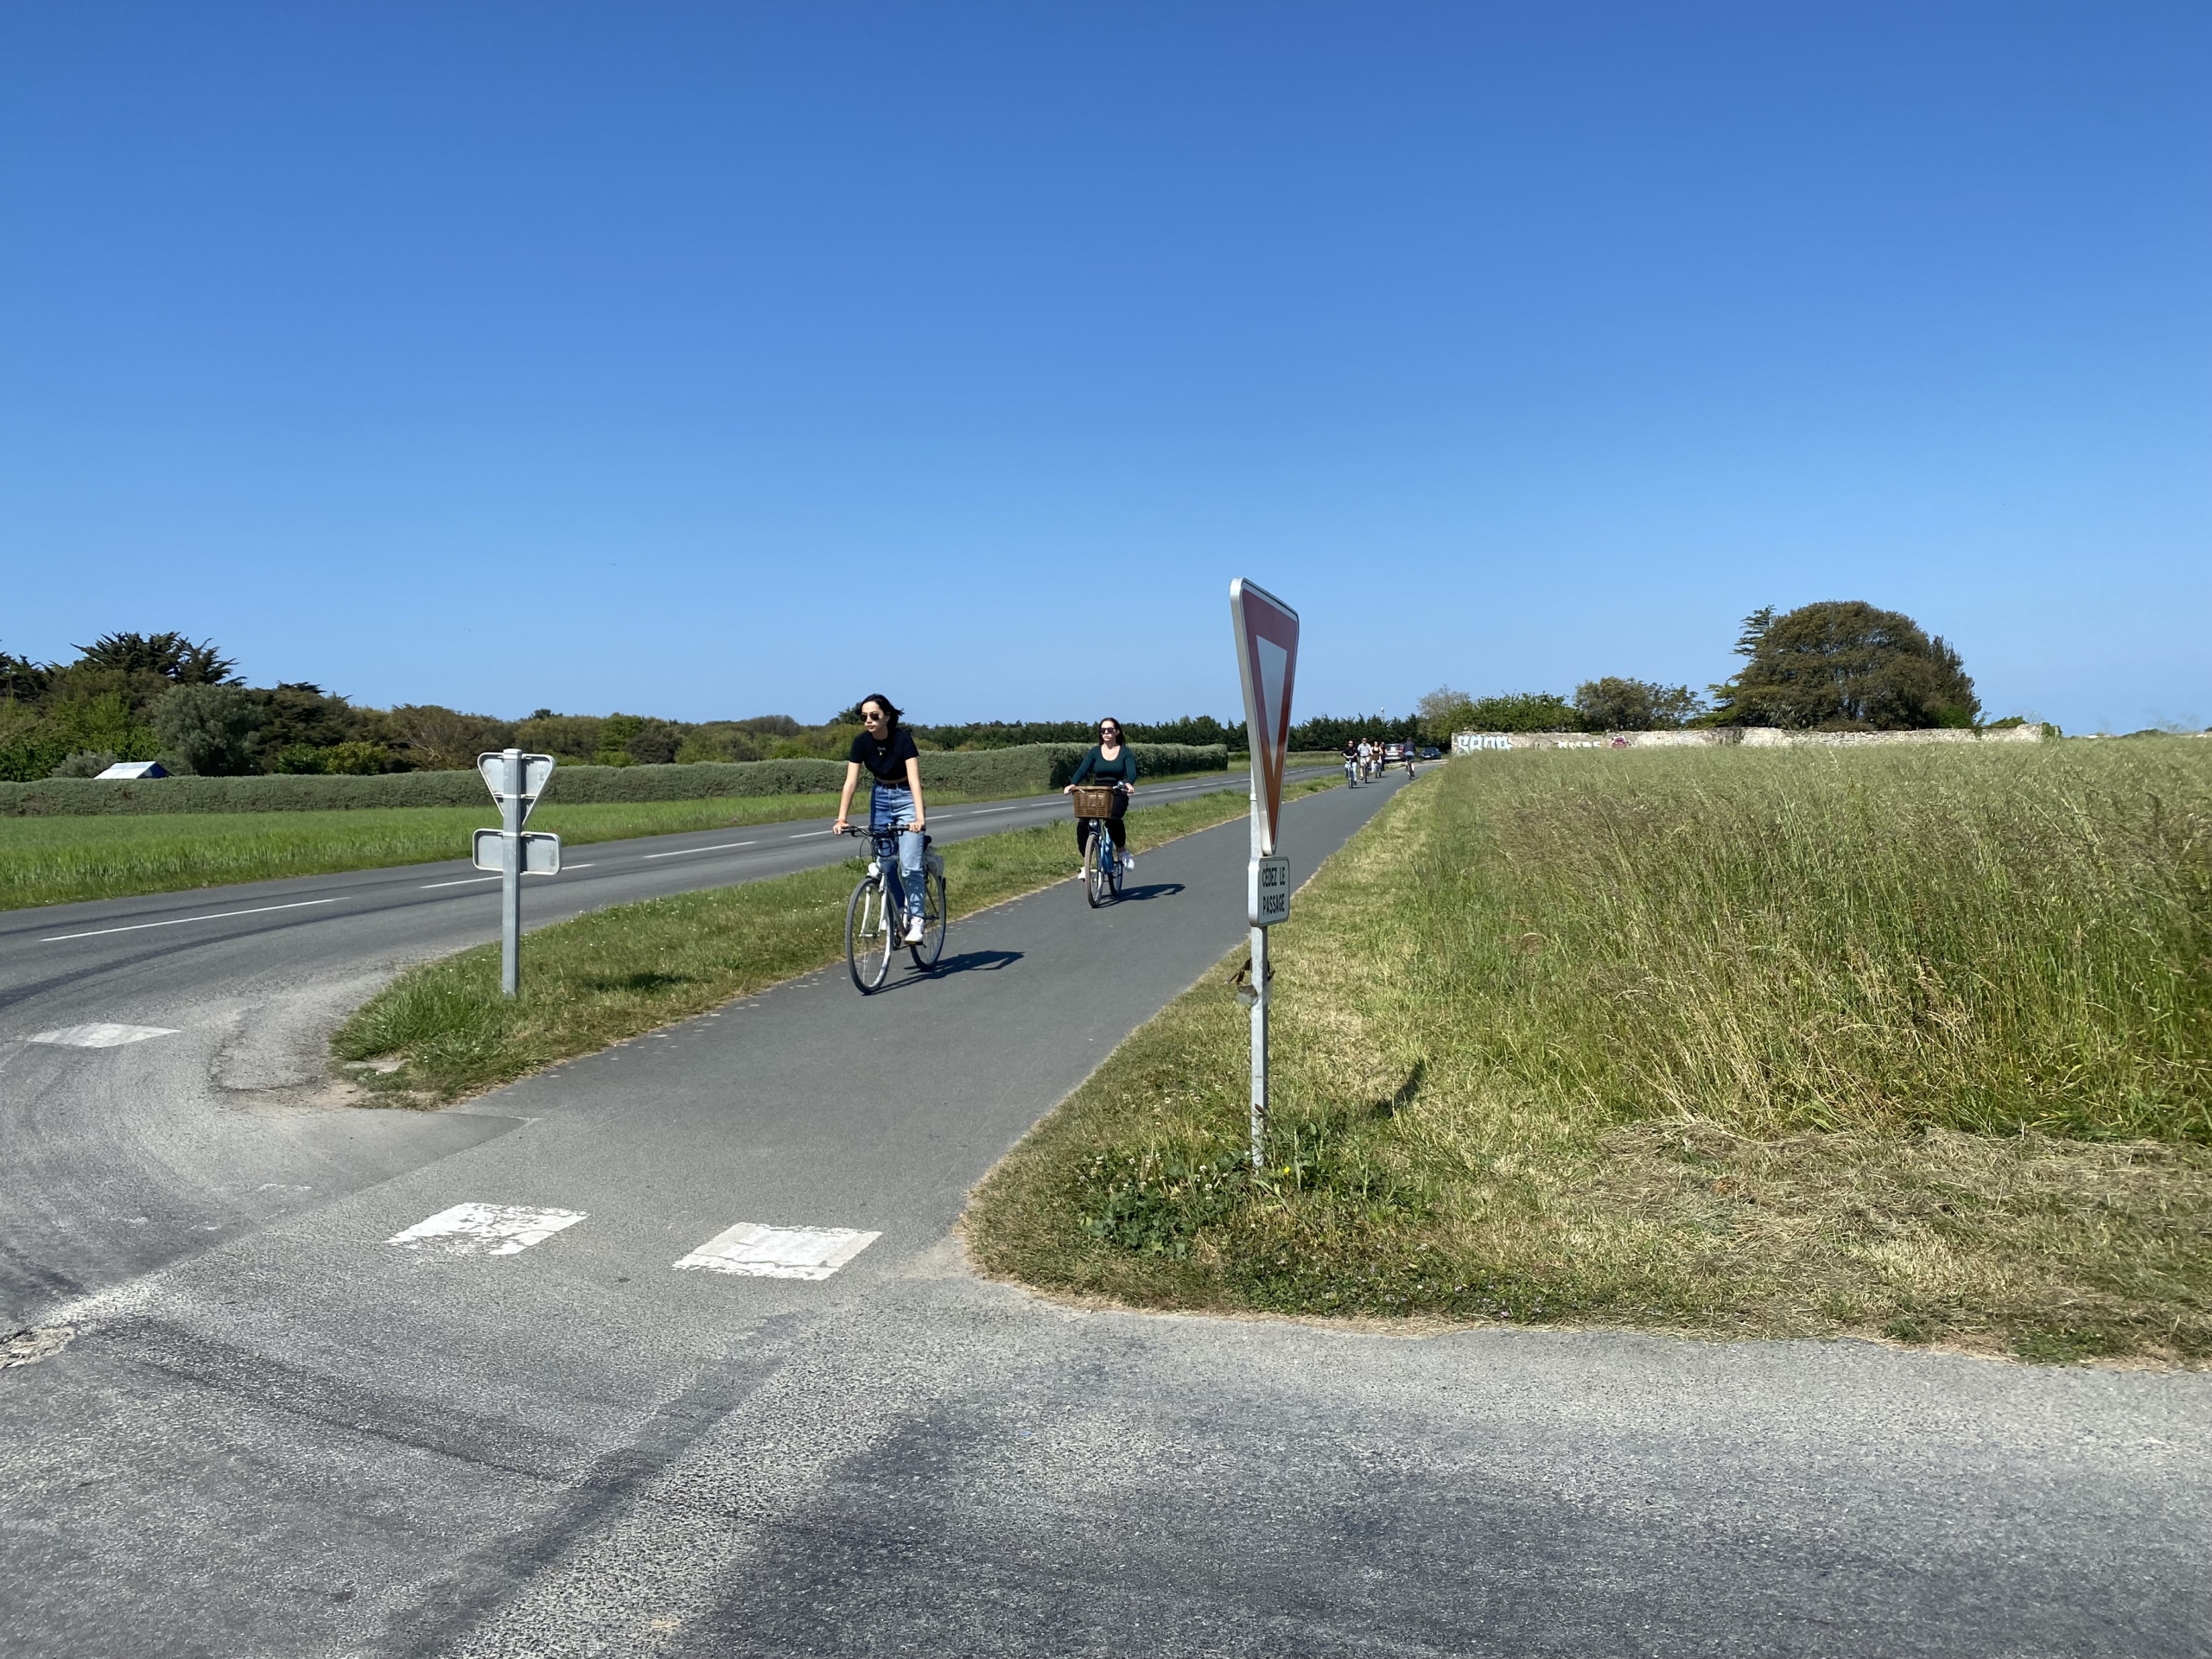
[1064,716,1135,874]
[834,694,929,944]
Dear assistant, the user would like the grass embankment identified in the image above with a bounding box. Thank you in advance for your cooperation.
[967,741,2212,1363]
[0,795,919,912]
[333,779,1336,1103]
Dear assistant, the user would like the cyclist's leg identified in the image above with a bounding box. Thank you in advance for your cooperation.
[870,783,914,917]
[896,824,926,922]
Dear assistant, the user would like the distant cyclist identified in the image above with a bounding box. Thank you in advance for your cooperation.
[1356,737,1375,781]
[1064,716,1136,875]
[1342,739,1359,785]
[834,694,929,944]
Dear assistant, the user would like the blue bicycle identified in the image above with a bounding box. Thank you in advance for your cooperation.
[1071,785,1128,908]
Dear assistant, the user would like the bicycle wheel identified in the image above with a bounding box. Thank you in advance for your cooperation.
[1084,831,1107,908]
[846,876,893,992]
[909,868,946,969]
[1105,830,1122,898]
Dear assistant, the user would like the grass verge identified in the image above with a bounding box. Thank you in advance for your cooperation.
[0,766,1244,912]
[964,741,2212,1364]
[332,779,1335,1103]
[0,795,909,912]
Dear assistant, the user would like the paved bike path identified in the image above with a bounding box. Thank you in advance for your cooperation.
[0,768,1319,1327]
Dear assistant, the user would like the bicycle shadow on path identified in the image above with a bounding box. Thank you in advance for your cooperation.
[879,948,1025,994]
[1106,881,1185,904]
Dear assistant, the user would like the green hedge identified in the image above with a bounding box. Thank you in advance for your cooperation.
[919,743,1224,795]
[0,744,1228,817]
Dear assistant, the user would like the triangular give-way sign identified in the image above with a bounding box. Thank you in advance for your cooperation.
[1230,579,1300,855]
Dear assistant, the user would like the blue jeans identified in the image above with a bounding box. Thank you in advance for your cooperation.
[870,785,926,919]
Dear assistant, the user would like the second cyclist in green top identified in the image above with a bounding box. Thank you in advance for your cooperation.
[1064,716,1136,874]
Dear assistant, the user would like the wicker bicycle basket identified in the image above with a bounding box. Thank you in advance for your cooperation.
[1069,785,1121,818]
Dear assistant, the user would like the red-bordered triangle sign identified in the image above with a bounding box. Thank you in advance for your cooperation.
[1230,578,1300,855]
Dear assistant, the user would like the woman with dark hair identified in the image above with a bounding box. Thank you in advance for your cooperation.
[1063,715,1135,875]
[835,693,930,944]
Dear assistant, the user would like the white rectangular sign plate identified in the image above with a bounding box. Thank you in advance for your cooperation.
[472,830,563,874]
[1249,855,1290,926]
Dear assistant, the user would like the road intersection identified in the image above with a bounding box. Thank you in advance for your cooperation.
[2,769,2206,1656]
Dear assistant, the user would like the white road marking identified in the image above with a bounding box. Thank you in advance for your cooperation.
[25,1022,180,1048]
[419,868,585,889]
[642,841,758,860]
[40,897,336,943]
[673,1222,880,1281]
[387,1203,586,1256]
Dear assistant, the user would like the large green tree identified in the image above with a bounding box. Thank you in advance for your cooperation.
[1708,601,1980,730]
[70,631,237,685]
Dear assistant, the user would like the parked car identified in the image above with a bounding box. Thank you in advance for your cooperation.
[1418,747,1440,760]
[1382,742,1408,763]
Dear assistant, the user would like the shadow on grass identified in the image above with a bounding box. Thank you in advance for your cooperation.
[588,970,700,994]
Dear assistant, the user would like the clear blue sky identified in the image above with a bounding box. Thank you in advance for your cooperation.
[3,3,2206,733]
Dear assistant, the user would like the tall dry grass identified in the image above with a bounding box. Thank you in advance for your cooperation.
[1436,741,2211,1140]
[966,740,2212,1359]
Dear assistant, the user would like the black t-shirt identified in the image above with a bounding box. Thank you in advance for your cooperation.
[850,727,919,783]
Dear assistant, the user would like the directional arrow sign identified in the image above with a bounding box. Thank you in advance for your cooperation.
[1230,578,1300,857]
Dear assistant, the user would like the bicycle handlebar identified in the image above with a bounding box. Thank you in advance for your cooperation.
[839,823,921,836]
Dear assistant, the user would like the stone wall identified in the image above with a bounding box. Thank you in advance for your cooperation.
[1450,724,2051,754]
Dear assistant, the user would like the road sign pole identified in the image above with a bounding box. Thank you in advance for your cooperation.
[1230,578,1299,1171]
[499,747,522,997]
[1249,920,1268,1169]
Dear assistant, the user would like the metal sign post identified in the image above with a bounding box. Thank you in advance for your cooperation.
[1229,579,1300,1169]
[474,749,560,997]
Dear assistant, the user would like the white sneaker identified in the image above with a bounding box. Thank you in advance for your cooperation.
[905,915,925,944]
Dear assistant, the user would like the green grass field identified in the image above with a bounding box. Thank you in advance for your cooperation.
[965,740,2212,1363]
[0,766,1243,911]
[0,795,889,911]
[333,779,1337,1103]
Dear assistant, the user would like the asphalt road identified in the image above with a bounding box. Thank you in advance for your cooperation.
[0,766,1302,1326]
[3,766,2207,1657]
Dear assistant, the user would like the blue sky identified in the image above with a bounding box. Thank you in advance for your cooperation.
[3,3,2206,732]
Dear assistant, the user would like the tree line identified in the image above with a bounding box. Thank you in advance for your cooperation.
[0,600,1987,781]
[0,634,1262,781]
[1390,601,1986,742]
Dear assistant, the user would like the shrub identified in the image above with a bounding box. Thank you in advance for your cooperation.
[1572,677,1706,731]
[50,750,117,778]
[153,683,265,775]
[324,741,392,775]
